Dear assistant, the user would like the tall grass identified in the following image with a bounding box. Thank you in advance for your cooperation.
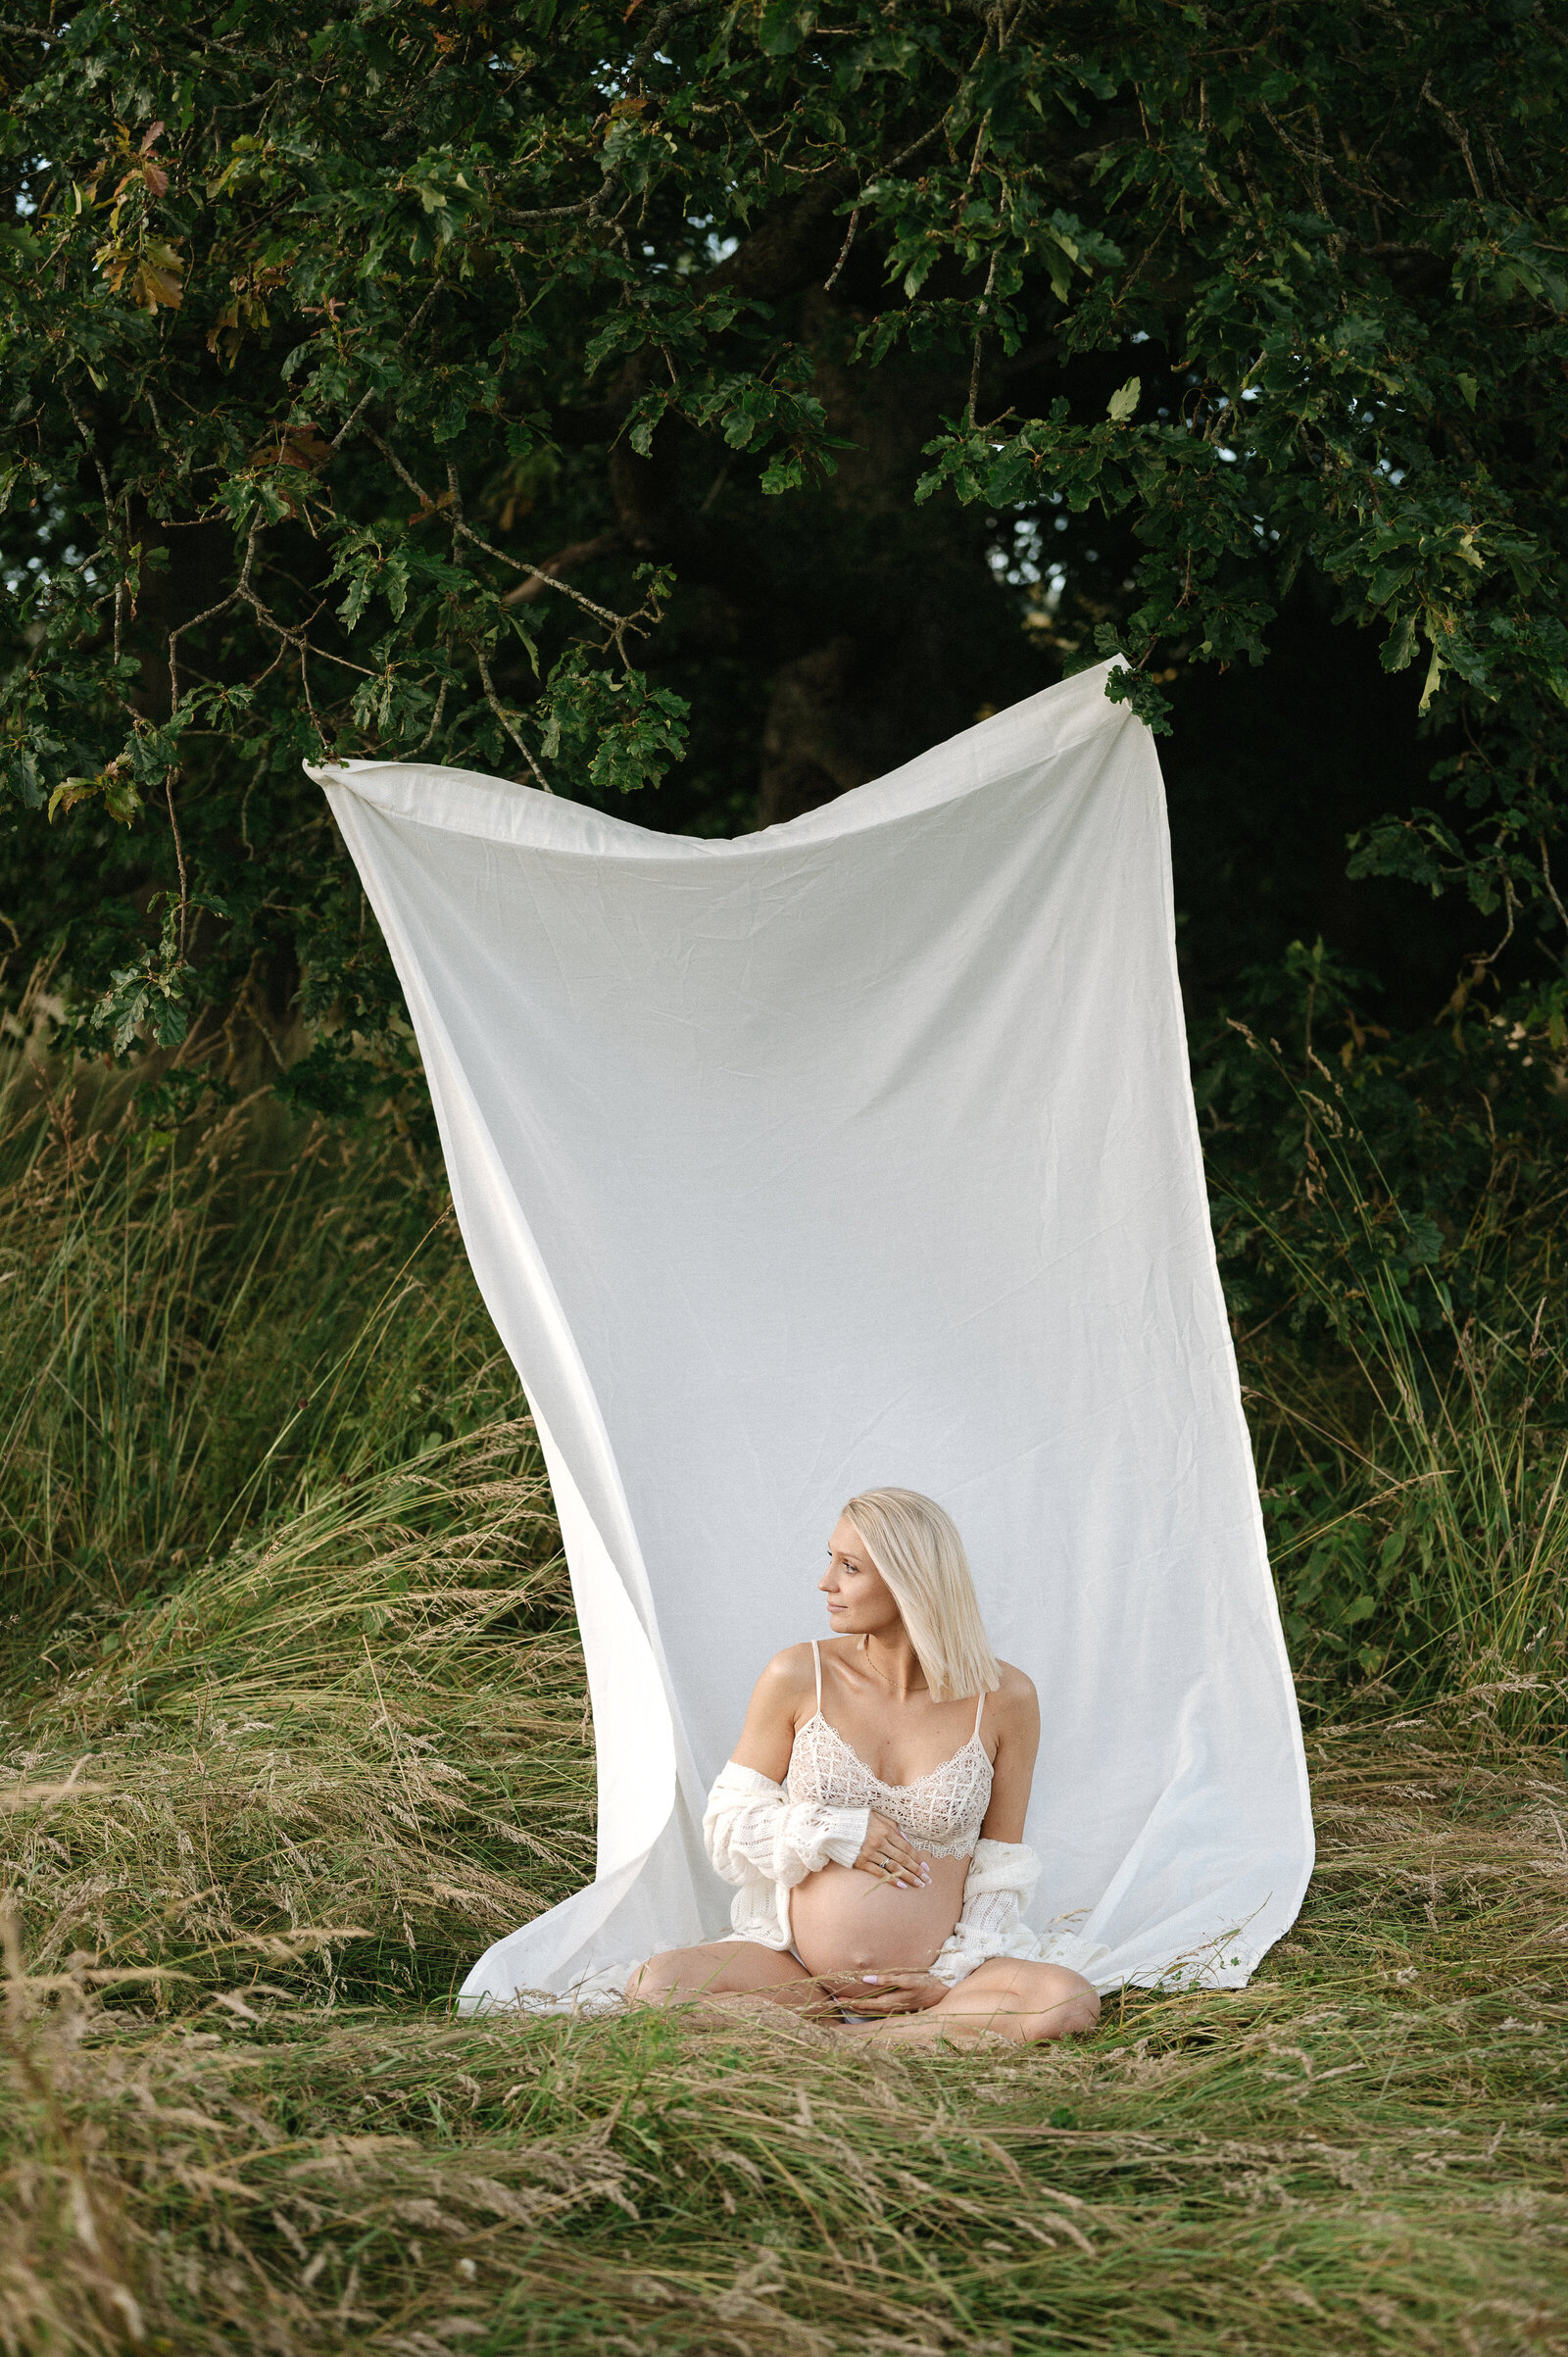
[1219,1046,1568,1719]
[3,1034,1567,2353]
[0,1041,594,2009]
[2,1426,596,2008]
[5,1715,1567,2356]
[0,1044,519,1633]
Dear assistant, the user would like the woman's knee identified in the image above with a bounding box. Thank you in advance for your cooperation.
[958,1959,1100,2039]
[1025,1964,1100,2038]
[626,1945,704,2005]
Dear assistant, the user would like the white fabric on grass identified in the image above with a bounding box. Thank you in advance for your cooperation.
[308,660,1313,2008]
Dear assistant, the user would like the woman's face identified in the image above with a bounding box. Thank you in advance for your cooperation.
[819,1516,903,1638]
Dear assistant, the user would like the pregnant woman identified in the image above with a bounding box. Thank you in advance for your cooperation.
[630,1489,1101,2043]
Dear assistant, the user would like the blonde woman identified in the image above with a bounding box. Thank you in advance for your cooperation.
[630,1489,1101,2043]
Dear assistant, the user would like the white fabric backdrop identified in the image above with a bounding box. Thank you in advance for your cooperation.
[309,660,1313,2005]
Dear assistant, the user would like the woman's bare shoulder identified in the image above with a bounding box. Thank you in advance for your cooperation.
[750,1643,819,1703]
[987,1660,1040,1721]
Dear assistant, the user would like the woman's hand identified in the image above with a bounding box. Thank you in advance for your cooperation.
[852,1810,932,1891]
[829,1969,947,2015]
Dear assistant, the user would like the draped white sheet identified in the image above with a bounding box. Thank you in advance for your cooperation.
[310,660,1312,2006]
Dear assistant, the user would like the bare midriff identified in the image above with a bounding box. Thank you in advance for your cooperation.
[789,1851,970,1996]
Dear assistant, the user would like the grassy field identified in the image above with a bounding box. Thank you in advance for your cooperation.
[3,1049,1567,2354]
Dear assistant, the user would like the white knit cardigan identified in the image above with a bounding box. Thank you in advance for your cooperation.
[703,1759,1046,1988]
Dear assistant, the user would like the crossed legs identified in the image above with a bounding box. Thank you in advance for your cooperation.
[627,1941,1100,2043]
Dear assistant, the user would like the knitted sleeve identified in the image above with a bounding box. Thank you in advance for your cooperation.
[926,1838,1043,1987]
[704,1760,870,1890]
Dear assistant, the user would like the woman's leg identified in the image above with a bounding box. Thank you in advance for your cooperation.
[627,1940,828,2018]
[853,1957,1101,2046]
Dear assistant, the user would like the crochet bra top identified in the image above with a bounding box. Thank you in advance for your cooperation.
[786,1639,994,1859]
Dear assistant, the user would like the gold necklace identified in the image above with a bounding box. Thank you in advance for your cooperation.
[860,1633,925,1695]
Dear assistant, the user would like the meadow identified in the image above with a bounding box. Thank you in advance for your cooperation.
[3,1031,1567,2356]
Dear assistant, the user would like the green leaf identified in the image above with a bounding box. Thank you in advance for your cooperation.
[759,0,814,54]
[1418,640,1445,716]
[1103,663,1173,736]
[382,551,411,622]
[1106,375,1141,423]
[1382,612,1419,673]
[102,771,144,824]
[902,245,940,302]
[337,571,372,632]
[47,775,102,822]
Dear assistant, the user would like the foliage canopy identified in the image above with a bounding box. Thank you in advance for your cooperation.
[2,0,1567,1097]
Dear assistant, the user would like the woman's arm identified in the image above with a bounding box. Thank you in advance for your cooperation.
[729,1647,813,1782]
[978,1664,1041,1841]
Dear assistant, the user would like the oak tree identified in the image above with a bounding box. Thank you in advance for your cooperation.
[2,0,1565,1102]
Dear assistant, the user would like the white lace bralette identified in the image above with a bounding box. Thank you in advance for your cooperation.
[785,1638,993,1859]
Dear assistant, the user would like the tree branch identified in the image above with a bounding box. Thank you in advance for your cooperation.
[501,531,628,607]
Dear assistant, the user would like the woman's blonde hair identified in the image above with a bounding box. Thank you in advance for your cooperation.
[839,1488,1001,1703]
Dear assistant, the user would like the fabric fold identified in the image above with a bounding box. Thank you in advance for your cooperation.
[309,659,1313,2008]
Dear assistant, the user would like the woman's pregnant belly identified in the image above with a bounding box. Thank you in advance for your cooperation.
[789,1852,968,1989]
